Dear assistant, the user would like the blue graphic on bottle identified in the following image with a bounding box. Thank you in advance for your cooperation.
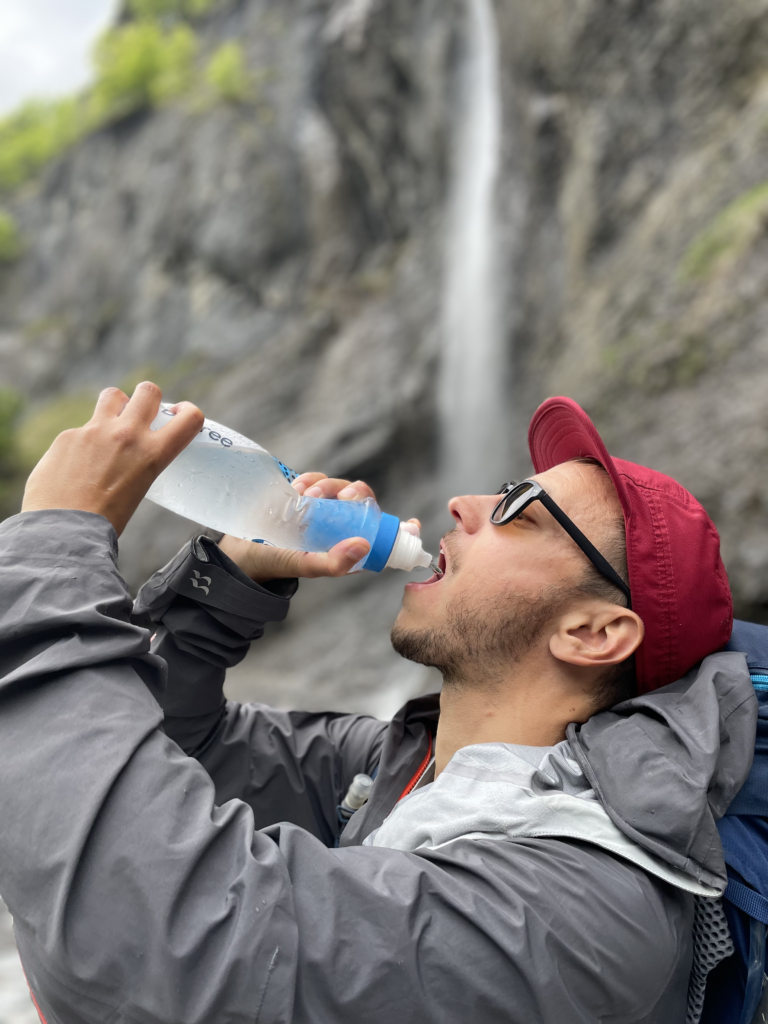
[274,458,298,483]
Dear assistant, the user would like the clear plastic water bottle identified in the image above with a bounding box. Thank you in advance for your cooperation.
[146,405,434,573]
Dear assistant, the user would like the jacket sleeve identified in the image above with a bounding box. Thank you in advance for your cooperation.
[133,535,386,845]
[0,511,692,1024]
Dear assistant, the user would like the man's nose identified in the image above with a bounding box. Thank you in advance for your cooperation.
[448,494,497,535]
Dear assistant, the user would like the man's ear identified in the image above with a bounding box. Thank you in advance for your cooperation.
[549,604,644,669]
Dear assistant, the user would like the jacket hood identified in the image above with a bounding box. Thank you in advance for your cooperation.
[569,650,757,890]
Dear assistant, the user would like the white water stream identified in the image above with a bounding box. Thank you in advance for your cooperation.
[438,0,506,499]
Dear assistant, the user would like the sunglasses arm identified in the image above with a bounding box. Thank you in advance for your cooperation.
[538,493,632,609]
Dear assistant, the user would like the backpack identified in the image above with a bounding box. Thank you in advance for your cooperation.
[700,619,768,1024]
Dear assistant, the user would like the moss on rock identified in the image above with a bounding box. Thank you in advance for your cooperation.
[0,208,21,264]
[205,42,251,103]
[679,180,768,281]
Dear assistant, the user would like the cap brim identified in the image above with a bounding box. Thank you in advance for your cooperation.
[528,396,632,524]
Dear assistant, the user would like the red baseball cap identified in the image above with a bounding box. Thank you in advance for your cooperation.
[528,396,732,694]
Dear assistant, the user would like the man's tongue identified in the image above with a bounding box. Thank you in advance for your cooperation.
[431,549,447,581]
[419,551,446,586]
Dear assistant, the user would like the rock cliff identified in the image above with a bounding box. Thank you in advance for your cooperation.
[497,0,768,617]
[2,0,768,716]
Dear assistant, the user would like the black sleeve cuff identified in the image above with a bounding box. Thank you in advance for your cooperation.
[134,536,298,627]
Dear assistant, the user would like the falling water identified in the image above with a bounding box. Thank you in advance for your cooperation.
[438,0,506,499]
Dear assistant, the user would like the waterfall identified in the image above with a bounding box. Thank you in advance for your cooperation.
[438,0,506,500]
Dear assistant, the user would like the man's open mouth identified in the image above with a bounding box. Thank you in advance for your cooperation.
[421,545,447,585]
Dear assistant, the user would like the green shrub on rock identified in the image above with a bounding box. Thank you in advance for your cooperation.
[680,181,768,282]
[0,99,88,192]
[127,0,217,19]
[0,389,25,519]
[0,208,21,264]
[205,42,250,103]
[183,0,218,16]
[0,1,240,194]
[91,22,198,120]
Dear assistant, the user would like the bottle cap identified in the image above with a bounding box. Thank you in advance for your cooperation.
[385,523,433,571]
[365,512,401,572]
[344,773,373,810]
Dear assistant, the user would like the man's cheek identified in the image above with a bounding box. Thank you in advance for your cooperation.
[397,589,441,628]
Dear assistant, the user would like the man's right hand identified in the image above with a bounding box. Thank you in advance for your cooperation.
[217,473,377,584]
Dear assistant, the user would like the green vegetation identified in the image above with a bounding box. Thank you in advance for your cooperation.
[0,389,25,518]
[127,0,218,19]
[601,329,711,395]
[16,393,99,469]
[8,360,210,475]
[22,314,70,341]
[0,358,218,522]
[91,22,198,120]
[0,99,90,192]
[205,42,250,102]
[680,181,768,281]
[0,0,250,197]
[0,208,21,264]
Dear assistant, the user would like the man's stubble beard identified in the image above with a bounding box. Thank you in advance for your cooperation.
[391,584,564,690]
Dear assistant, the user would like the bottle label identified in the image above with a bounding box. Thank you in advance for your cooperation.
[151,405,268,453]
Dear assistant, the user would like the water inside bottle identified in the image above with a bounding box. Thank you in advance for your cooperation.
[147,442,307,545]
[147,405,387,560]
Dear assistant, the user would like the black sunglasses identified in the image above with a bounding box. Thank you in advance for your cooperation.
[490,479,632,608]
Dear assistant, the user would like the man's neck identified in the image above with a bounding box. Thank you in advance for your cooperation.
[433,662,594,777]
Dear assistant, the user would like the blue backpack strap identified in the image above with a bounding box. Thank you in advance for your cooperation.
[725,619,768,674]
[725,885,768,1024]
[726,879,768,924]
[723,621,768,817]
[705,622,768,1024]
[725,878,768,1024]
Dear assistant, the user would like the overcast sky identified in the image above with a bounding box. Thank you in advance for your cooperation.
[0,0,117,116]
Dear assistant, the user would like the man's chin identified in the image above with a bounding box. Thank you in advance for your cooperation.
[390,622,444,670]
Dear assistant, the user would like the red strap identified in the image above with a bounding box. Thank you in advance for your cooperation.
[398,732,433,801]
[29,988,47,1024]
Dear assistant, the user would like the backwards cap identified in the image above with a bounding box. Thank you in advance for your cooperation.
[528,397,732,693]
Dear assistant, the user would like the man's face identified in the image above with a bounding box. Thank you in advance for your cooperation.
[391,460,624,680]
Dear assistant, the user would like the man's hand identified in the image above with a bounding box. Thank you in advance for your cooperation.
[21,383,204,536]
[218,473,421,584]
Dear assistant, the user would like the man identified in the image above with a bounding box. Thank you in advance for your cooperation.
[0,383,757,1024]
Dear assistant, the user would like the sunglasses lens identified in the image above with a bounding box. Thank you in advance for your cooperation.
[491,481,535,523]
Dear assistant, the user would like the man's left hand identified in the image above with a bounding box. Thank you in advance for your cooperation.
[218,473,421,584]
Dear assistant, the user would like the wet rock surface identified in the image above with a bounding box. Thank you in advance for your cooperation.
[497,0,768,620]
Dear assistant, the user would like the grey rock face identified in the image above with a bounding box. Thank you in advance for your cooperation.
[495,0,768,621]
[0,0,458,712]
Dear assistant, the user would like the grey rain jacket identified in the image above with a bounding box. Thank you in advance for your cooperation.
[0,510,758,1024]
